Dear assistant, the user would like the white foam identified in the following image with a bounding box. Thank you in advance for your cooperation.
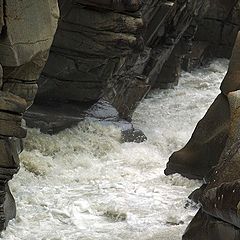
[2,59,228,240]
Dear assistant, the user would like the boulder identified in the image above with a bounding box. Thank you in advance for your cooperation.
[165,93,230,180]
[175,32,240,239]
[165,31,240,180]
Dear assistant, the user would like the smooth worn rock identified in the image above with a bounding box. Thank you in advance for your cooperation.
[165,93,230,180]
[183,209,240,240]
[199,90,240,190]
[182,32,240,239]
[165,31,240,181]
[221,32,240,95]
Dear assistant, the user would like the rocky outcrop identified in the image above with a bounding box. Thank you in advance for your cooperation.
[195,0,240,58]
[36,0,144,104]
[24,1,240,139]
[0,0,59,231]
[164,93,230,180]
[165,31,240,180]
[25,0,209,137]
[183,91,240,239]
[165,32,240,239]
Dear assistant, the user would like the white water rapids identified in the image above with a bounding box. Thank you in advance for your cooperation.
[2,59,228,240]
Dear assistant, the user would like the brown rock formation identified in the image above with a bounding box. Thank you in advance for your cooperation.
[165,31,240,180]
[0,0,59,230]
[25,0,209,136]
[165,31,240,239]
[183,91,240,239]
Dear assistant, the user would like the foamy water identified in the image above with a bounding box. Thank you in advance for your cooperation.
[2,59,228,240]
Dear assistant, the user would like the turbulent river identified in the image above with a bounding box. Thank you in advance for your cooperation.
[3,59,228,240]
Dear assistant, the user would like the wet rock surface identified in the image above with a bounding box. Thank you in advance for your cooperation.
[166,31,240,239]
[183,209,240,240]
[165,93,230,180]
[25,100,147,142]
[27,0,214,137]
[1,0,240,238]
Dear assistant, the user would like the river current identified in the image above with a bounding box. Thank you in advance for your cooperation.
[3,59,228,240]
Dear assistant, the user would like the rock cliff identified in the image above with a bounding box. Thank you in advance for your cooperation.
[25,0,211,137]
[166,31,240,239]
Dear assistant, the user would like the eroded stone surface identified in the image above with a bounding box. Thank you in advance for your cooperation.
[167,31,240,239]
[0,0,59,231]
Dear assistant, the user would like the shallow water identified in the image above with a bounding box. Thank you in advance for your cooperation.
[3,59,228,240]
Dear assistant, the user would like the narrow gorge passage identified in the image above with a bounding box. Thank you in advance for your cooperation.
[2,59,228,240]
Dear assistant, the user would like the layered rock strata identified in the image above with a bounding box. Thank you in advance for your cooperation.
[165,32,240,239]
[26,0,209,138]
[0,0,59,230]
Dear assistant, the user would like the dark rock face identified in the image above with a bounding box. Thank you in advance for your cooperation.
[26,0,210,136]
[195,0,240,58]
[183,209,240,240]
[36,0,144,104]
[26,1,240,137]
